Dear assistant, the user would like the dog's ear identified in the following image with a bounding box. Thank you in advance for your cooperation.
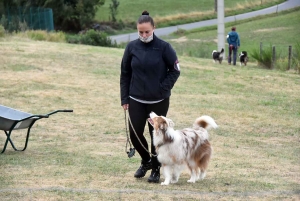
[158,116,171,130]
[160,123,167,130]
[168,119,175,128]
[162,117,175,128]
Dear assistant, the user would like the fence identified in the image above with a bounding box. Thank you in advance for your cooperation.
[259,42,299,72]
[1,7,54,32]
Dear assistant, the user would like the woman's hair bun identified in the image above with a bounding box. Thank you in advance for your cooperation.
[142,10,149,16]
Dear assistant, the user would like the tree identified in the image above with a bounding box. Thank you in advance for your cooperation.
[109,0,119,22]
[0,0,105,32]
[43,0,105,32]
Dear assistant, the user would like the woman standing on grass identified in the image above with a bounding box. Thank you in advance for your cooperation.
[120,10,180,183]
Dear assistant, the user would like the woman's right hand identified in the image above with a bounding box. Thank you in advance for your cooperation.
[122,104,129,110]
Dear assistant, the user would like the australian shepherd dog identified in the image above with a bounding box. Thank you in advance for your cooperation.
[212,48,224,64]
[148,112,218,186]
[239,51,248,66]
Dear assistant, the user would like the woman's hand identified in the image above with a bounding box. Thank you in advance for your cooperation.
[122,104,129,110]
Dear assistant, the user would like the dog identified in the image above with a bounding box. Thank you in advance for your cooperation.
[212,48,224,64]
[239,51,248,66]
[148,112,218,185]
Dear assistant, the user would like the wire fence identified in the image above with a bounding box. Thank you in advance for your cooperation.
[0,7,54,32]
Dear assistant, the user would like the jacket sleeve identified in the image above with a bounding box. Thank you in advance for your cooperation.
[161,43,180,91]
[120,45,132,105]
[237,33,240,46]
[226,33,230,44]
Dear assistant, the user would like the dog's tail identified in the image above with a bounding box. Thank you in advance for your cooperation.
[220,48,224,54]
[193,115,218,130]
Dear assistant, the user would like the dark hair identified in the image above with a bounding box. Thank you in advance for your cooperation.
[137,10,155,26]
[231,26,236,31]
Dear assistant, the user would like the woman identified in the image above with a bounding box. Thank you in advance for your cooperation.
[120,10,180,183]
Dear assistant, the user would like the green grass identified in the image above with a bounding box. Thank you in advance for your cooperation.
[0,38,299,200]
[161,8,300,71]
[96,0,284,28]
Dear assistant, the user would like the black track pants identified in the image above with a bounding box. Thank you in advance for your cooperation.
[128,98,169,168]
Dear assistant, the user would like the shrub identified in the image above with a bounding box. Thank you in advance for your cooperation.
[109,0,120,22]
[276,57,289,71]
[80,29,116,47]
[292,42,300,73]
[15,30,66,42]
[0,25,5,37]
[47,31,66,42]
[65,34,82,44]
[250,45,273,69]
[0,15,8,29]
[26,30,47,41]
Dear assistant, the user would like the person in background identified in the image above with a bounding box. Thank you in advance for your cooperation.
[120,10,180,183]
[227,26,240,65]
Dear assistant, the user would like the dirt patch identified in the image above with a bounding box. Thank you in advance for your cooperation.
[253,27,291,33]
[170,36,217,43]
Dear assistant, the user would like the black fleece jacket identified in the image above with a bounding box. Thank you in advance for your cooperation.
[120,34,180,105]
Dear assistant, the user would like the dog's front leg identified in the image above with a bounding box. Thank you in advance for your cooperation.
[161,166,172,185]
[187,169,197,183]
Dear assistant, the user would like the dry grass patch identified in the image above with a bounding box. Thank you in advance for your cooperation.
[153,0,281,26]
[0,38,299,200]
[253,27,292,33]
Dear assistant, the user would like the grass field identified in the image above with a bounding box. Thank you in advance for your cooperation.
[95,0,284,27]
[159,8,300,71]
[0,37,299,200]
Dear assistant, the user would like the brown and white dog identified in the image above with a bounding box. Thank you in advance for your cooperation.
[148,112,218,185]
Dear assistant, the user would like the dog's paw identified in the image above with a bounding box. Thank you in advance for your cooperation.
[199,172,206,180]
[171,179,178,184]
[161,181,170,185]
[187,179,196,183]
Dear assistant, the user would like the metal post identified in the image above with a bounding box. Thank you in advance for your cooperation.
[288,45,292,70]
[272,46,276,69]
[38,7,41,30]
[30,7,32,29]
[217,0,225,58]
[215,0,217,13]
[260,42,263,59]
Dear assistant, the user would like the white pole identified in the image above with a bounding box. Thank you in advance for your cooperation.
[217,0,225,58]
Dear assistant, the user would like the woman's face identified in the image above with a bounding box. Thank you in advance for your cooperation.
[137,22,155,38]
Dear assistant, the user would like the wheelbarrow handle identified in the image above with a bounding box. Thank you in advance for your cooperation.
[61,110,73,112]
[35,115,50,118]
[46,109,73,116]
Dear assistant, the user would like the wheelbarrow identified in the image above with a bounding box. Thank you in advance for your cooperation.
[0,105,73,153]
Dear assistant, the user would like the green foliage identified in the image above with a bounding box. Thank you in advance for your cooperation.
[0,24,5,37]
[18,30,66,42]
[0,14,8,29]
[81,29,116,47]
[292,42,300,73]
[26,30,47,41]
[0,0,105,32]
[95,0,285,30]
[165,8,299,73]
[45,0,105,32]
[174,28,187,36]
[66,29,117,47]
[65,34,82,44]
[109,0,120,22]
[250,45,273,69]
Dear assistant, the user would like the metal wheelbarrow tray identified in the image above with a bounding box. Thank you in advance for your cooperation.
[0,105,73,153]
